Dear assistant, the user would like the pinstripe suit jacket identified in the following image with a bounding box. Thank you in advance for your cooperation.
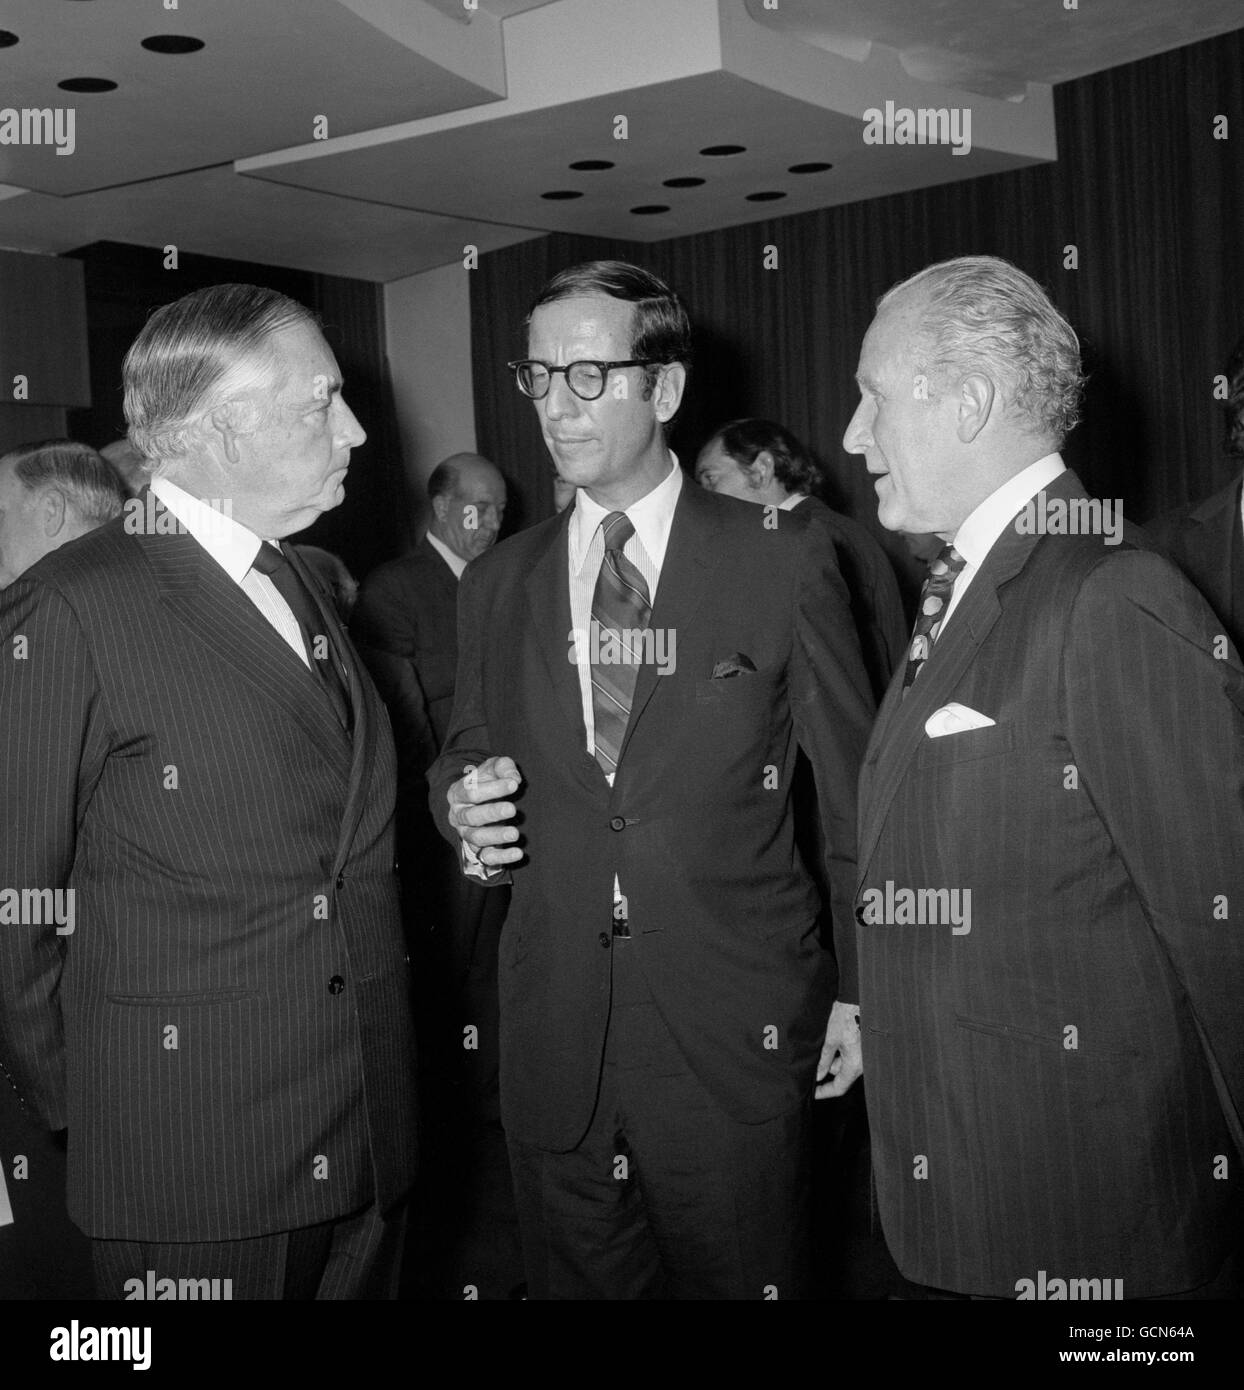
[0,506,417,1242]
[856,468,1244,1298]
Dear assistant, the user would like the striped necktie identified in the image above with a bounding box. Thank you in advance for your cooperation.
[590,512,652,775]
[902,543,967,692]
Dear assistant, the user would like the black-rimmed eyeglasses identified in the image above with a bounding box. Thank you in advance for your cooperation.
[506,359,659,402]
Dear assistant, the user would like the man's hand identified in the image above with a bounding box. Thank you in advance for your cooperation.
[447,755,524,867]
[814,999,862,1099]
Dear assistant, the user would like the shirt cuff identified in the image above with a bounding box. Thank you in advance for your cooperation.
[460,837,510,884]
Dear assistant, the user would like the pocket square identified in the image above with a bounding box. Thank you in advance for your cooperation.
[924,702,997,738]
[712,653,757,679]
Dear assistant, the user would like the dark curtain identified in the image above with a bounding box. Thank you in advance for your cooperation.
[470,27,1244,600]
[66,242,411,581]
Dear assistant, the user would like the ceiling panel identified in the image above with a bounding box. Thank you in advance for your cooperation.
[0,0,507,196]
[0,167,540,283]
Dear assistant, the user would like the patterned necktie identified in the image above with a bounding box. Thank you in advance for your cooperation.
[251,541,351,729]
[902,543,967,691]
[590,512,652,775]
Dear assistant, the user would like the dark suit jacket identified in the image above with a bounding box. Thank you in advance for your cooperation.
[799,495,907,701]
[0,507,418,1242]
[352,537,460,753]
[429,482,875,1151]
[1146,473,1243,656]
[856,468,1244,1297]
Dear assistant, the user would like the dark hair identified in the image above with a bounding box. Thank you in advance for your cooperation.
[3,437,127,527]
[527,260,692,397]
[1224,335,1244,459]
[706,418,822,497]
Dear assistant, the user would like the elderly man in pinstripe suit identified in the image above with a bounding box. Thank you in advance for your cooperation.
[842,255,1244,1299]
[0,284,417,1299]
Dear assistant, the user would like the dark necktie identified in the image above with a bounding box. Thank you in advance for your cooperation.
[903,543,968,691]
[251,541,351,729]
[590,512,652,776]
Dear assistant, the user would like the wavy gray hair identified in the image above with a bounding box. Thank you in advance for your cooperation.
[880,256,1085,445]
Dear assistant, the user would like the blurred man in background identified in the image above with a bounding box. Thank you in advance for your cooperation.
[696,418,905,702]
[0,439,125,589]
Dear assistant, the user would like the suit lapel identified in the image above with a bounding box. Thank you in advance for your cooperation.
[523,510,604,797]
[285,543,377,867]
[136,510,353,784]
[617,482,718,766]
[857,469,1088,878]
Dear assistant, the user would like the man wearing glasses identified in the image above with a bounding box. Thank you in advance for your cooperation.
[429,260,874,1299]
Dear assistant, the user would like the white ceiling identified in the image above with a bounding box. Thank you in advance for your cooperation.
[0,0,1237,282]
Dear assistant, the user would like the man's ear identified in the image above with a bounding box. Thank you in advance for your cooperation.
[39,487,69,538]
[208,401,250,465]
[652,363,687,423]
[749,450,776,491]
[957,373,995,444]
[430,493,449,526]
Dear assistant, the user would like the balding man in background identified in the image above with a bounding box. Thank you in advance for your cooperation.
[353,453,507,757]
[0,439,126,589]
[352,451,514,1287]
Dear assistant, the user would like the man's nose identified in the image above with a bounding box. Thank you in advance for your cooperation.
[336,399,367,448]
[542,372,579,420]
[843,401,871,455]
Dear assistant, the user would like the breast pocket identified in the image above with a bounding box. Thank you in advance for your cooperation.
[916,720,1018,769]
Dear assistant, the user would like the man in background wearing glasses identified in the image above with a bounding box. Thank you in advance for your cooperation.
[429,260,874,1299]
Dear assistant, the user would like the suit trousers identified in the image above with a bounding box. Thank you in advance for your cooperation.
[91,1200,407,1301]
[507,932,811,1300]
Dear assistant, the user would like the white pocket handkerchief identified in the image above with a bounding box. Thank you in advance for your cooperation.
[925,702,997,739]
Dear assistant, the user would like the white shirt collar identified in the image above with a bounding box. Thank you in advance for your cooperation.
[149,476,268,582]
[778,493,807,511]
[951,453,1067,568]
[425,529,468,580]
[569,452,683,575]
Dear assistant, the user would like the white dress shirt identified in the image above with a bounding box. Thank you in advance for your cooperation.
[463,454,682,886]
[426,529,468,580]
[150,476,309,668]
[568,454,683,773]
[940,453,1066,634]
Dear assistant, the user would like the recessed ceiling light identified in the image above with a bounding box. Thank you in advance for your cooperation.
[789,162,833,174]
[745,191,786,202]
[663,176,705,188]
[0,30,19,47]
[569,159,614,171]
[630,205,669,215]
[540,190,583,200]
[58,77,117,92]
[700,144,746,156]
[141,35,206,55]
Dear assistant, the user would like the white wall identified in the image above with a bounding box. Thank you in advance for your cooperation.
[383,261,476,519]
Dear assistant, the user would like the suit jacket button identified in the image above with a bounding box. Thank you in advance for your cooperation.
[335,873,346,890]
[609,816,626,831]
[328,975,345,994]
[598,932,611,948]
